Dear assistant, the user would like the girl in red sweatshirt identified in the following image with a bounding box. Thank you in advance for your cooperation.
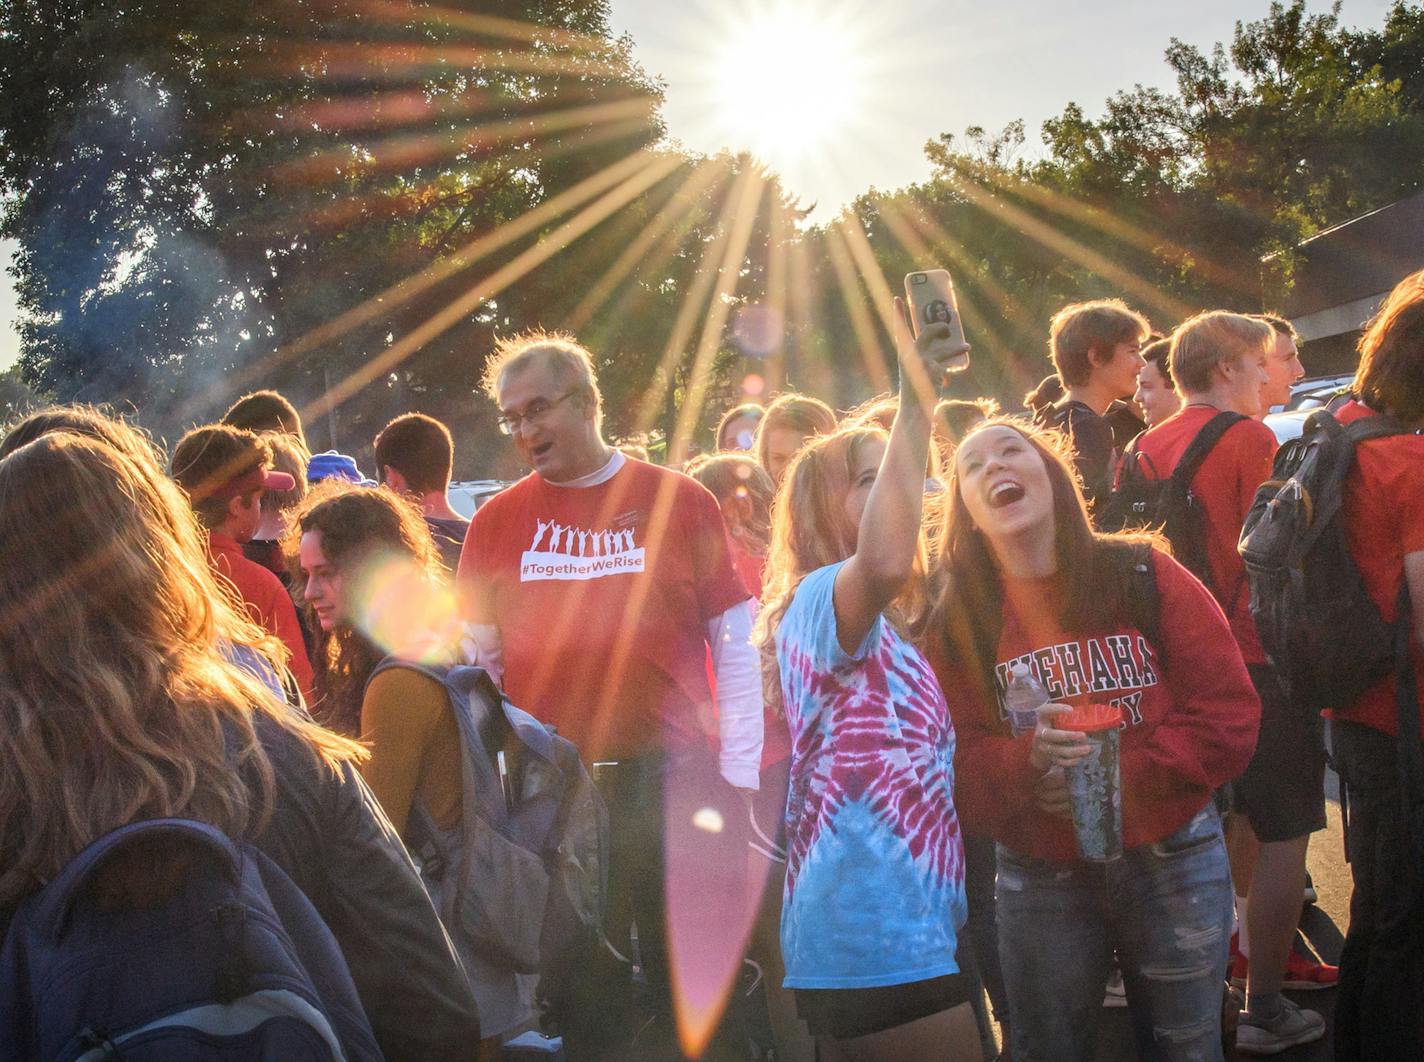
[926,420,1259,1062]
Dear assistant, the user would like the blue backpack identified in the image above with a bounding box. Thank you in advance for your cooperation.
[0,818,382,1062]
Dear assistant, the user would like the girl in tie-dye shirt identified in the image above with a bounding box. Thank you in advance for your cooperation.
[754,305,976,1060]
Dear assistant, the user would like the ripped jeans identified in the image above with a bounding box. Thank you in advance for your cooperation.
[996,804,1232,1062]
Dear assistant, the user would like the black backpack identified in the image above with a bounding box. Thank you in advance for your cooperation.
[1238,409,1407,712]
[1106,411,1247,594]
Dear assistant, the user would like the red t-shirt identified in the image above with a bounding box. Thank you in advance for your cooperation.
[1331,400,1424,738]
[928,550,1260,864]
[458,459,751,760]
[1132,405,1277,664]
[208,532,315,705]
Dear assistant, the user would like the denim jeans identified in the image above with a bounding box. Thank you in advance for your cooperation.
[996,804,1233,1062]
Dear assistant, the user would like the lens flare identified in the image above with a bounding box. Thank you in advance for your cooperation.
[741,373,765,397]
[691,807,725,834]
[666,764,763,1059]
[733,304,783,357]
[348,552,462,662]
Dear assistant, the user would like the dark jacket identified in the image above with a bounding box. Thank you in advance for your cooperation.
[1036,398,1117,508]
[1,710,481,1061]
[249,714,483,1060]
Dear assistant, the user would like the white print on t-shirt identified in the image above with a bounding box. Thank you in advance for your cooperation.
[993,635,1159,727]
[520,516,645,582]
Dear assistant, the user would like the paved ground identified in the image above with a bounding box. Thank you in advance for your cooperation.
[1084,770,1348,1062]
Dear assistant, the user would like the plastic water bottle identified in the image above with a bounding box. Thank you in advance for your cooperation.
[1004,662,1050,736]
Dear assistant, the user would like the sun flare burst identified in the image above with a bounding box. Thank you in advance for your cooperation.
[701,2,871,180]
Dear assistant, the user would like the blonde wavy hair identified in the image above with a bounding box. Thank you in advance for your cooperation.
[753,425,930,715]
[0,433,363,905]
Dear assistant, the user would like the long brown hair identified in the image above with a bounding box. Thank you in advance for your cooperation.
[1,403,166,468]
[1355,268,1424,423]
[0,434,361,906]
[285,483,448,736]
[928,418,1157,704]
[685,452,775,559]
[754,392,838,476]
[754,425,930,713]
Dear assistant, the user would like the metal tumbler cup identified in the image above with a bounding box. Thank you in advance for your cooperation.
[1061,702,1124,862]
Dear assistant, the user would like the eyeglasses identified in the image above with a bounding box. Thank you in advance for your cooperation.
[496,389,580,436]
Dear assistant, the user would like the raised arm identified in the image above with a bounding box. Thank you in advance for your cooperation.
[832,301,966,653]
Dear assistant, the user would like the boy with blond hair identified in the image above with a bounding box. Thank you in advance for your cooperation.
[1135,311,1334,1055]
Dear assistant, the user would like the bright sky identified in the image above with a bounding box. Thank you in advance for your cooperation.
[609,0,1397,214]
[0,0,1397,372]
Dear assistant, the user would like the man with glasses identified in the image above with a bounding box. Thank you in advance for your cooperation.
[457,331,763,1060]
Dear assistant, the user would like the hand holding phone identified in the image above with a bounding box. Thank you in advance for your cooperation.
[904,269,971,382]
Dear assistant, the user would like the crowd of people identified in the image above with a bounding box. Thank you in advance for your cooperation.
[1,269,1423,1062]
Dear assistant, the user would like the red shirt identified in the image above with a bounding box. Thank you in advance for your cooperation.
[1332,400,1424,737]
[1132,405,1277,664]
[208,531,315,705]
[929,550,1259,863]
[458,459,751,760]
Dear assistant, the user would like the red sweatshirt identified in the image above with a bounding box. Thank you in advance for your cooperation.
[930,549,1259,864]
[209,531,315,705]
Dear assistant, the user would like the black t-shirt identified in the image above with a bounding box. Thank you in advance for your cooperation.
[1036,398,1116,507]
[426,516,469,575]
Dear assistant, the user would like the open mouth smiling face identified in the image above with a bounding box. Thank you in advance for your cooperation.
[956,425,1054,538]
[987,479,1026,509]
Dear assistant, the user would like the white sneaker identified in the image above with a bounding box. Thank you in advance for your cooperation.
[1237,998,1326,1055]
[1103,969,1127,1008]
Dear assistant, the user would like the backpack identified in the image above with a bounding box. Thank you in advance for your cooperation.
[0,818,381,1062]
[1105,411,1247,592]
[366,661,608,989]
[1238,409,1407,711]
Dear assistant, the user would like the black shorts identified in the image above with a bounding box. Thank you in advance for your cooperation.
[1230,664,1327,843]
[794,973,973,1040]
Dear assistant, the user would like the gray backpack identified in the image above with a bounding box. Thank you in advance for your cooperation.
[366,661,608,986]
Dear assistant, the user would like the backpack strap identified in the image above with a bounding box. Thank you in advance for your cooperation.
[37,820,239,939]
[1124,542,1163,658]
[363,658,499,890]
[1338,409,1407,446]
[1171,411,1248,492]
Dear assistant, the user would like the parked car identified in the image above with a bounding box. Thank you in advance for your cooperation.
[1264,374,1355,444]
[449,479,510,519]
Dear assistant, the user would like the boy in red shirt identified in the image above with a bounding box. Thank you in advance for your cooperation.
[170,425,314,705]
[1134,311,1331,1053]
[1329,270,1424,1062]
[1254,314,1306,414]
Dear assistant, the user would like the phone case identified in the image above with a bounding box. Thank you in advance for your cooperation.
[904,269,969,374]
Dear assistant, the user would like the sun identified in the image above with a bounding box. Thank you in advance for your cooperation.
[707,3,869,174]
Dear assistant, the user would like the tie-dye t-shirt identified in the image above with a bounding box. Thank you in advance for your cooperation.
[775,561,966,988]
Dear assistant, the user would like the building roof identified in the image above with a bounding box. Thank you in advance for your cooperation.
[1278,189,1424,320]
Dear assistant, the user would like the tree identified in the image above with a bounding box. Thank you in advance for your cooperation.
[0,365,42,424]
[0,0,674,458]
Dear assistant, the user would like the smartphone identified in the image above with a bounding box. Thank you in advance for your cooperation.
[904,269,970,376]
